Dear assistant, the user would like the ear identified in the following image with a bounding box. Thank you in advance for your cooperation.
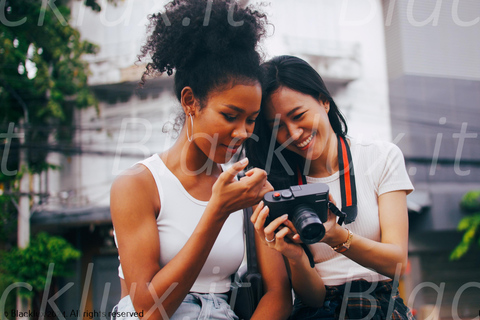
[323,100,330,113]
[180,87,198,116]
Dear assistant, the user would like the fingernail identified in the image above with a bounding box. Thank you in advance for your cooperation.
[281,214,288,219]
[262,205,269,212]
[240,158,248,165]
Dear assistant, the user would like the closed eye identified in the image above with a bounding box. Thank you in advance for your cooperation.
[222,113,237,122]
[292,112,306,120]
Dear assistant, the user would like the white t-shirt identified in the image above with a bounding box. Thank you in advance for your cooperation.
[114,154,245,293]
[306,137,414,286]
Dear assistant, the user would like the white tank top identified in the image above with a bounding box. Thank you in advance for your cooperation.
[115,154,245,293]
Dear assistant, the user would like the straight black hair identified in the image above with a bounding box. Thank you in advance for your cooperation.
[246,55,348,189]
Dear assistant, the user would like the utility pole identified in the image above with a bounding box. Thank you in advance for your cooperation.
[17,119,30,320]
[17,120,29,248]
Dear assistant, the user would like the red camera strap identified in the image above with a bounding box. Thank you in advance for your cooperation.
[296,135,358,267]
[296,135,357,225]
[337,135,358,224]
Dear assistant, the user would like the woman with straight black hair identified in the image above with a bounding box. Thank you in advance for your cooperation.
[247,55,415,319]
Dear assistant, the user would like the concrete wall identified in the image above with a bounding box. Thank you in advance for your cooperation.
[383,1,480,318]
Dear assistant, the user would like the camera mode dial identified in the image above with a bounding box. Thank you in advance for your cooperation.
[281,190,293,199]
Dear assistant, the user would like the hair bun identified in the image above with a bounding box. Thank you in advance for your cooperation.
[139,0,266,79]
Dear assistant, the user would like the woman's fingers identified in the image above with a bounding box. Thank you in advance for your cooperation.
[253,203,269,238]
[218,158,249,183]
[251,201,266,227]
[264,214,288,235]
[268,226,289,246]
[281,219,302,243]
[260,179,274,197]
[282,219,298,234]
[213,162,271,214]
[237,168,270,204]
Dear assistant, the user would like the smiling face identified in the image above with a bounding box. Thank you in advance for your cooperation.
[265,86,336,165]
[190,82,262,163]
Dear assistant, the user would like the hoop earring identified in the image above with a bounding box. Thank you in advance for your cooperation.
[186,113,194,142]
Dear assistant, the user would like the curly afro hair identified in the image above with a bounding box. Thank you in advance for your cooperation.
[139,0,268,107]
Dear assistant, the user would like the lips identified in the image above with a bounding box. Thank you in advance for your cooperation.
[296,134,314,150]
[222,143,242,153]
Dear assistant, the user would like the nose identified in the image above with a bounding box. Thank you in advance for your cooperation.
[232,122,248,140]
[286,123,303,141]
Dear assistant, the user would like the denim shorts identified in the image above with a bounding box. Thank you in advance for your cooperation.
[111,292,238,320]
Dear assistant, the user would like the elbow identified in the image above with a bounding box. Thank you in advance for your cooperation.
[254,287,293,319]
[132,299,156,320]
[311,292,326,308]
[386,257,408,279]
[397,259,408,277]
[132,295,176,320]
[296,290,325,309]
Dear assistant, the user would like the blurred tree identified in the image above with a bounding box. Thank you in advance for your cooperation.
[0,0,118,241]
[450,190,480,260]
[0,232,81,319]
[0,0,124,173]
[0,0,114,175]
[0,1,114,316]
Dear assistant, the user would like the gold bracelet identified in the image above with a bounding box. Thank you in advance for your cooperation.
[331,228,353,253]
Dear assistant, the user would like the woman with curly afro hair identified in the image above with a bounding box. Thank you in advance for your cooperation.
[110,1,293,319]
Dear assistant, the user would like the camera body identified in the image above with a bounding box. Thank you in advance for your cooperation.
[263,183,329,244]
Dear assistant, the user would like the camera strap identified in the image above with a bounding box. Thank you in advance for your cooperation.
[336,135,358,225]
[296,135,358,267]
[296,135,357,224]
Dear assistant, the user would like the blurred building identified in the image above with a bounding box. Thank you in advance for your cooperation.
[383,0,480,318]
[29,0,480,319]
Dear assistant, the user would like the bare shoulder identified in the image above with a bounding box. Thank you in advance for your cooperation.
[110,164,160,220]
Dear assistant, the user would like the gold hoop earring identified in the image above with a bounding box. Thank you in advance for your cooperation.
[186,113,194,142]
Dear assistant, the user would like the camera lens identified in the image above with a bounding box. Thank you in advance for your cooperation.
[291,204,325,244]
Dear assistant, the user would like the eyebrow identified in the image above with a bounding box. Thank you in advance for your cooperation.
[224,104,260,115]
[286,106,302,117]
[266,106,303,124]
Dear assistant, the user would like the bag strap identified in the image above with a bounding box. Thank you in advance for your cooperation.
[237,171,259,273]
[243,206,258,273]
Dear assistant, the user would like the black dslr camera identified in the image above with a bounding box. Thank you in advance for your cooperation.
[264,183,330,245]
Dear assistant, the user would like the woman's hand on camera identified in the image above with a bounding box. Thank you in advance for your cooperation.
[319,194,348,246]
[209,158,273,217]
[251,201,304,261]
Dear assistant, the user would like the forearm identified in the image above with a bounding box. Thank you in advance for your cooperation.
[344,235,406,279]
[326,228,407,279]
[253,230,293,320]
[287,253,325,308]
[134,204,228,319]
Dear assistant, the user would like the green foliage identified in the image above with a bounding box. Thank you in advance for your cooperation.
[0,190,17,243]
[459,190,480,213]
[0,169,24,243]
[0,232,81,297]
[0,274,16,320]
[0,0,106,175]
[450,190,480,260]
